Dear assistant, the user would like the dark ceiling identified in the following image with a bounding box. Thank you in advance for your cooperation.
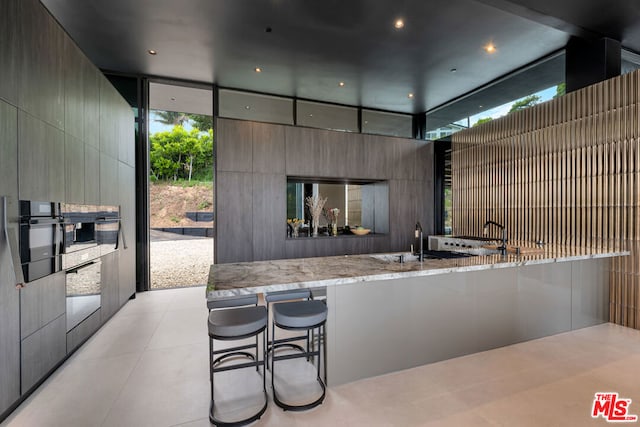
[41,0,640,122]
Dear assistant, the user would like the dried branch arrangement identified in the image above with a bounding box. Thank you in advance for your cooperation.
[305,195,327,236]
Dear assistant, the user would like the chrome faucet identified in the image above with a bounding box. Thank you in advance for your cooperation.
[415,221,424,262]
[483,220,507,255]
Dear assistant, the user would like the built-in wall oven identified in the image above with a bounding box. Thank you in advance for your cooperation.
[61,203,101,270]
[60,204,120,266]
[60,203,119,331]
[18,201,121,331]
[18,200,64,282]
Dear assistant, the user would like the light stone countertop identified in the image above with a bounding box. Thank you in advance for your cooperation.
[206,245,629,298]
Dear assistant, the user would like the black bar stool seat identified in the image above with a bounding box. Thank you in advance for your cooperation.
[209,306,267,338]
[273,300,327,329]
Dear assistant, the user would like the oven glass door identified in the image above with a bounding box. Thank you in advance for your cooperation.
[19,221,63,282]
[23,222,60,261]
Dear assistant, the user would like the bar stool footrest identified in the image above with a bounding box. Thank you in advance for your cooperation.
[210,390,268,427]
[273,377,326,412]
[213,351,255,367]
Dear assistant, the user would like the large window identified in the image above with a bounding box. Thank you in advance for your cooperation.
[426,84,565,140]
[296,101,358,132]
[218,89,293,125]
[362,110,413,138]
[217,88,415,138]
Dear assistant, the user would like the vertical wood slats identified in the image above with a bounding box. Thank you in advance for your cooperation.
[451,70,640,330]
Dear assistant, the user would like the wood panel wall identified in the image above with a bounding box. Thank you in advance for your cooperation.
[215,118,434,263]
[0,0,136,417]
[451,70,640,329]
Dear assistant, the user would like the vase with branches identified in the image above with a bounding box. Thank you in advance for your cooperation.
[305,195,327,237]
[326,208,340,236]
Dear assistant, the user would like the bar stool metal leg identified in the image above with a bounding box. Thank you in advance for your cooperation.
[271,320,327,411]
[209,329,268,426]
[271,301,327,411]
[207,298,268,427]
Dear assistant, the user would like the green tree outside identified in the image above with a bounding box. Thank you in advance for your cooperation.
[150,126,213,182]
[509,95,541,112]
[189,114,213,131]
[154,111,190,126]
[154,111,213,130]
[473,117,493,127]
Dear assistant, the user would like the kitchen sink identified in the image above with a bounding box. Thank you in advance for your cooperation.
[370,250,477,263]
[422,250,477,259]
[369,253,420,262]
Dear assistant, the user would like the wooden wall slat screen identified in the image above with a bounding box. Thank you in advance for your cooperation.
[451,70,640,329]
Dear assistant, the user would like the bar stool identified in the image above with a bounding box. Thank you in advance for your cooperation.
[207,294,268,426]
[270,298,328,411]
[264,289,312,355]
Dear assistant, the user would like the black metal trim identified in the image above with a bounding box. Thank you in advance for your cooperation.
[292,98,297,126]
[138,77,150,292]
[213,84,219,119]
[413,113,427,140]
[433,139,451,235]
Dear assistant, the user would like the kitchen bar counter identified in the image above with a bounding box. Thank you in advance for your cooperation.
[207,244,628,298]
[207,246,628,386]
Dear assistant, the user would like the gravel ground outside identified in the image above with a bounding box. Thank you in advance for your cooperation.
[150,237,214,289]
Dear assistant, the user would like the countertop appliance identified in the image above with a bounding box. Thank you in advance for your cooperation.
[428,235,495,251]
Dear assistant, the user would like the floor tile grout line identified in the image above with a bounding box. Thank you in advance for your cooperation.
[98,294,174,427]
[97,348,147,427]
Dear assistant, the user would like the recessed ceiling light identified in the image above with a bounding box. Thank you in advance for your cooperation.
[479,105,483,108]
[408,93,414,99]
[394,19,405,29]
[450,68,457,73]
[484,43,496,54]
[170,97,176,101]
[147,49,157,55]
[254,67,262,73]
[339,82,345,87]
[309,114,313,117]
[245,105,251,110]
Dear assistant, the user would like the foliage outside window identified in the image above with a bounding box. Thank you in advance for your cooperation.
[149,111,214,182]
[150,126,213,181]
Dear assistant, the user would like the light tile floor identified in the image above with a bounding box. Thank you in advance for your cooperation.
[3,286,640,426]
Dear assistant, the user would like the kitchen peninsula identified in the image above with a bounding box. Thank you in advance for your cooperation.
[208,246,628,386]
